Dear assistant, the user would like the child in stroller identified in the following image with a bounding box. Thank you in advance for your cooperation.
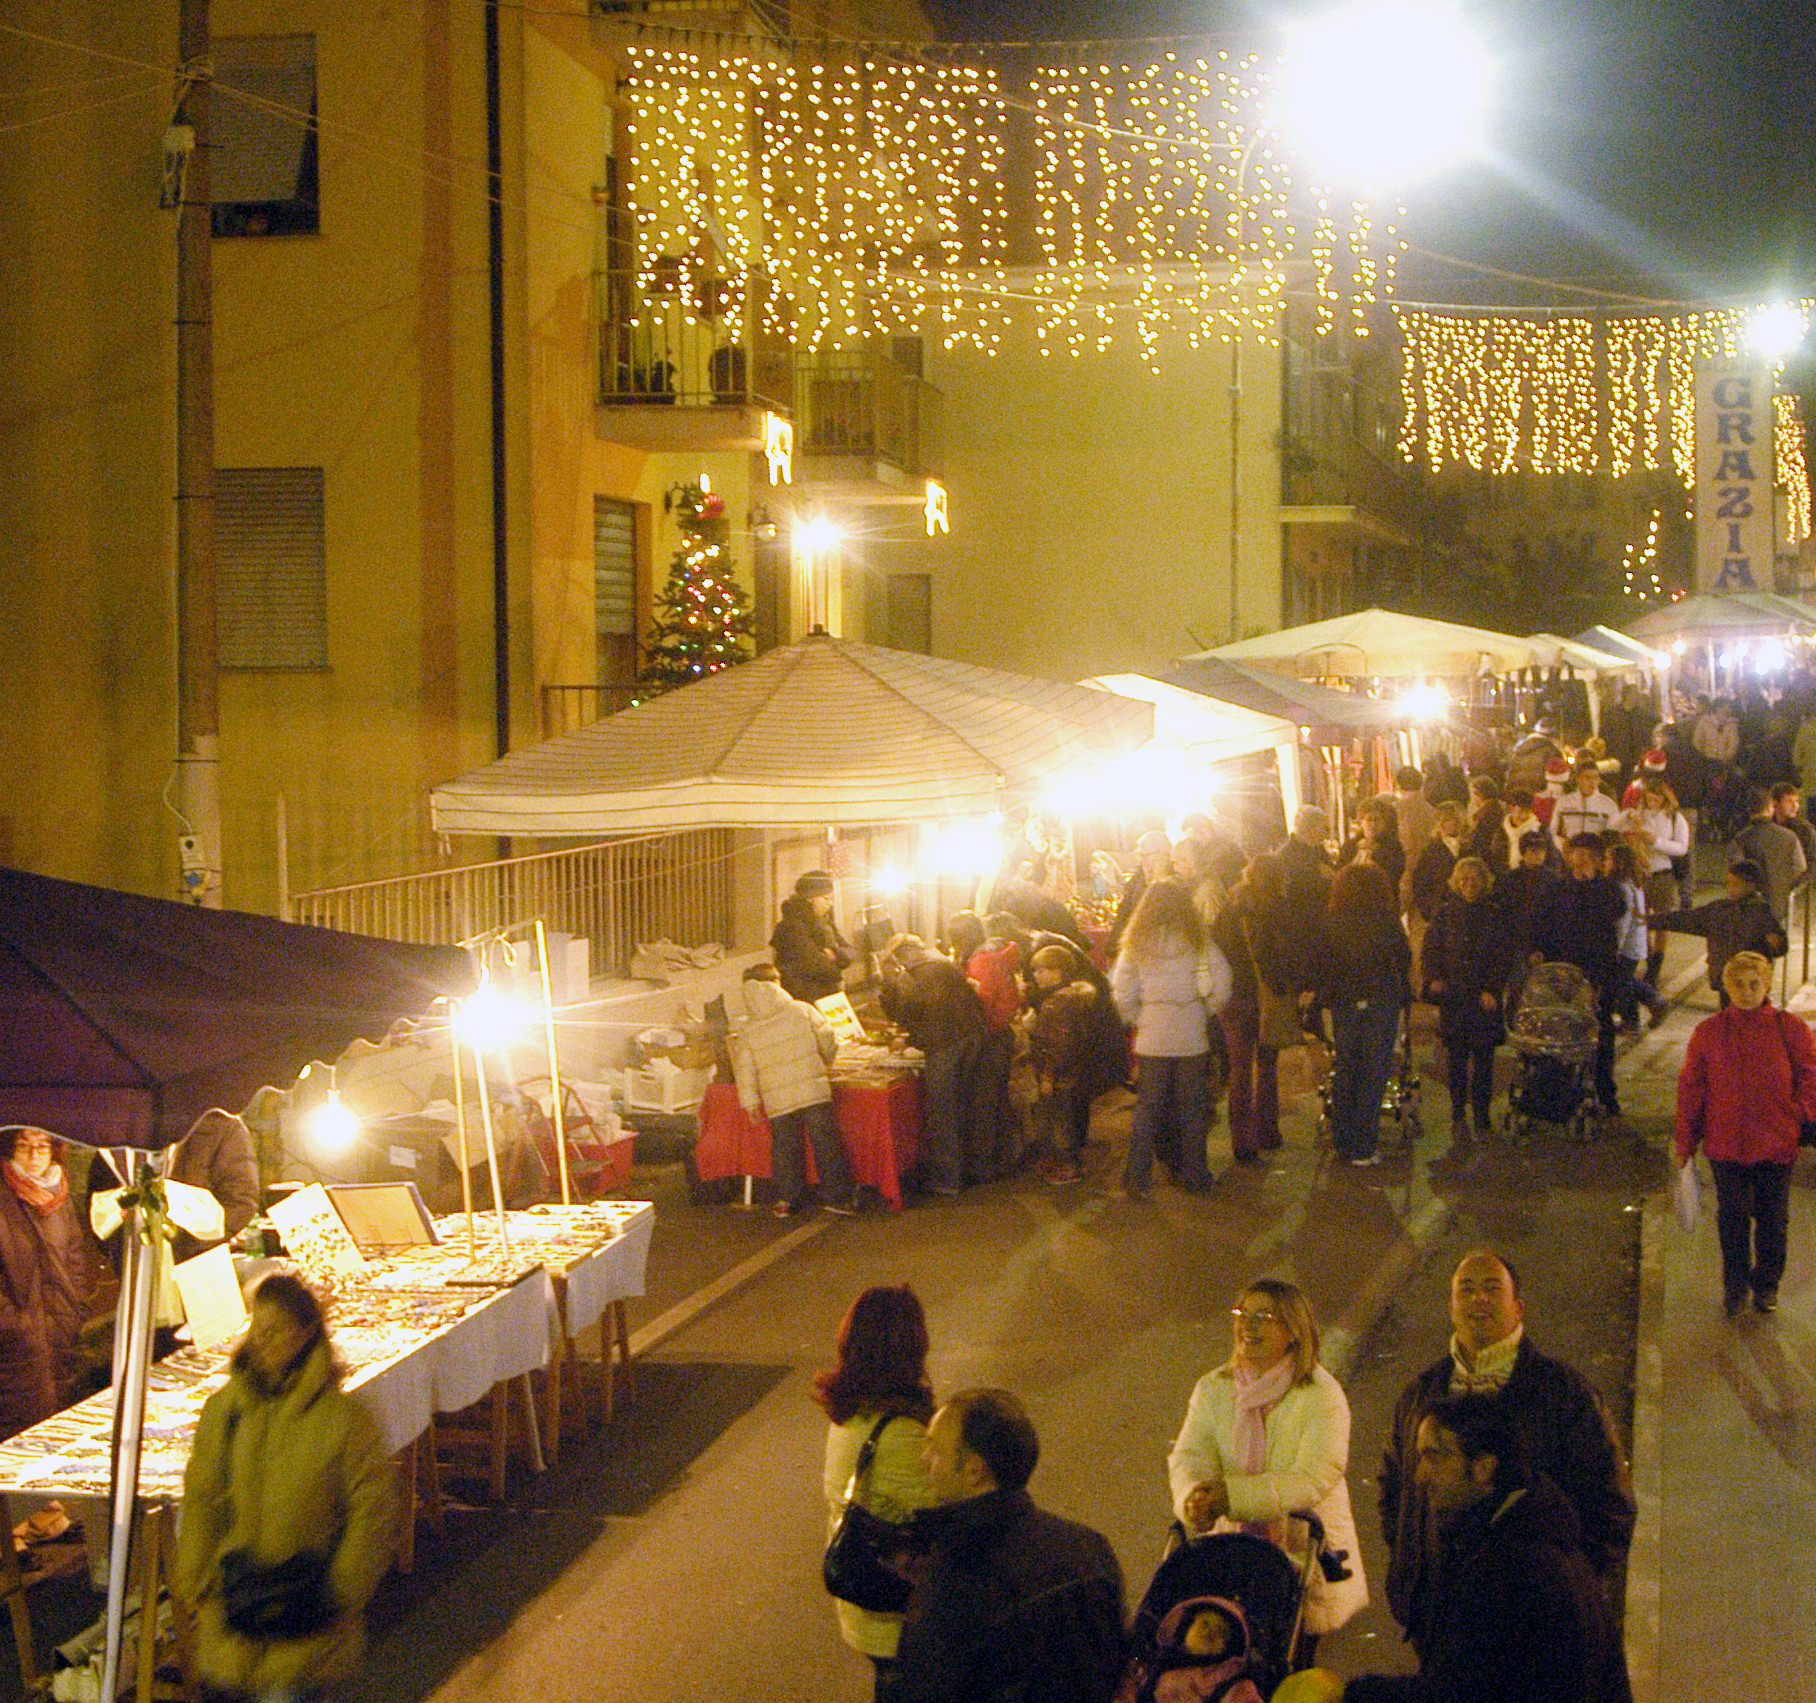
[1116,1519,1330,1703]
[1115,1594,1264,1703]
[1504,960,1602,1136]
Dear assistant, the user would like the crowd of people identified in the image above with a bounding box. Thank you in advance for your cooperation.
[817,1252,1634,1703]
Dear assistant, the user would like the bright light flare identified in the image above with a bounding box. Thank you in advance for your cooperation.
[312,1089,358,1151]
[797,515,841,552]
[1671,638,1688,655]
[1277,0,1492,189]
[1045,748,1194,816]
[453,983,521,1049]
[1395,683,1449,721]
[1749,303,1808,360]
[931,820,1002,879]
[871,866,910,896]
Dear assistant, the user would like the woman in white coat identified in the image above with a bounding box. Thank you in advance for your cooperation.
[1167,1277,1368,1653]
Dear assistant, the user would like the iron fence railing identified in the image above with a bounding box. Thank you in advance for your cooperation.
[288,829,738,979]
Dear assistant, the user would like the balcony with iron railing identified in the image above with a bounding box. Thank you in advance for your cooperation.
[792,347,943,503]
[596,266,794,452]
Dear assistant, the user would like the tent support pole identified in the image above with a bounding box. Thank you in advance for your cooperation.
[470,1046,512,1254]
[535,920,571,1205]
[101,1203,160,1703]
[450,1029,477,1258]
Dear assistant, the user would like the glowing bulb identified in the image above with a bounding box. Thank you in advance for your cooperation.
[797,515,841,551]
[312,1087,358,1151]
[1749,303,1807,359]
[871,866,909,895]
[454,983,520,1049]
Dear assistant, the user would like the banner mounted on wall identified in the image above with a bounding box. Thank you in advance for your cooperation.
[1694,360,1775,593]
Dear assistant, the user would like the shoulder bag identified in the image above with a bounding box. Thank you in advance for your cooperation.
[215,1407,339,1641]
[823,1414,914,1614]
[1772,1011,1816,1147]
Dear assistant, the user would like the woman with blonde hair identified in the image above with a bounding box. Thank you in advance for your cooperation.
[1168,1278,1368,1651]
[1111,879,1233,1195]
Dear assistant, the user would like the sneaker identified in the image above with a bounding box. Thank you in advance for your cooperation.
[1724,1290,1746,1319]
[1754,1287,1779,1314]
[1041,1160,1083,1185]
[1647,1001,1669,1030]
[1346,1153,1383,1168]
[772,1198,796,1219]
[821,1192,859,1216]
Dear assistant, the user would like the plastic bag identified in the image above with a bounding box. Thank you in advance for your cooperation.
[1672,1160,1702,1233]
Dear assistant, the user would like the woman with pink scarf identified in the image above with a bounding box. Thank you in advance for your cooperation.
[1166,1278,1368,1650]
[0,1125,101,1438]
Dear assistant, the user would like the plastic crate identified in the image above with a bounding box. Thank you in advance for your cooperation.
[626,1058,714,1113]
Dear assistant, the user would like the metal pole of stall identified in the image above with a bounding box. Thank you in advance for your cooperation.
[450,1027,477,1257]
[534,920,572,1205]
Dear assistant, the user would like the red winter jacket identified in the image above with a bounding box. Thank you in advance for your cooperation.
[965,940,1024,1031]
[1675,1002,1816,1165]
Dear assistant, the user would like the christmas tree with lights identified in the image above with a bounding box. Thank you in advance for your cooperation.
[635,480,755,699]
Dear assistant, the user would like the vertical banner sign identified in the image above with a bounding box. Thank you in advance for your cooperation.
[1695,360,1775,592]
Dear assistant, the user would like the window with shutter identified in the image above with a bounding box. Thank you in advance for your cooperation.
[216,467,328,670]
[594,497,638,689]
[212,35,319,237]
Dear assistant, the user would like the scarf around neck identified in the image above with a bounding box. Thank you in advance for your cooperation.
[4,1160,67,1218]
[1449,1324,1523,1393]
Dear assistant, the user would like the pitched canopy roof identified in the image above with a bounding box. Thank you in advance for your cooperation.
[1190,608,1540,678]
[431,633,1155,835]
[1160,656,1403,731]
[0,868,474,1149]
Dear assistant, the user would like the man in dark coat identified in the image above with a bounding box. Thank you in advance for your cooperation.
[1378,1251,1634,1656]
[1654,858,1787,999]
[1727,785,1807,924]
[895,1389,1126,1703]
[879,940,998,1192]
[768,870,853,1003]
[1351,1393,1631,1703]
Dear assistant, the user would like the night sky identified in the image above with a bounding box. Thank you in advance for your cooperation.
[929,0,1816,309]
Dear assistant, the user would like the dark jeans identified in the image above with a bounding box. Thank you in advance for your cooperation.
[1041,1081,1094,1160]
[1222,1003,1280,1155]
[1442,1023,1497,1128]
[918,1041,971,1191]
[770,1100,852,1205]
[1593,989,1619,1108]
[1126,1053,1212,1190]
[1329,998,1401,1160]
[1709,1157,1793,1299]
[872,1655,899,1703]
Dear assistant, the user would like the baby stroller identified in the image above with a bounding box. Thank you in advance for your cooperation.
[1504,961,1601,1139]
[1315,1007,1423,1150]
[1116,1514,1338,1703]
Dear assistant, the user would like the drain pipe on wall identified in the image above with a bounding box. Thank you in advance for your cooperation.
[485,0,509,765]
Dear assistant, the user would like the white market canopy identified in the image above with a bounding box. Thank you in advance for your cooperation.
[1575,625,1666,667]
[1192,608,1541,679]
[429,633,1155,835]
[1523,633,1636,673]
[1080,674,1298,764]
[1624,593,1816,642]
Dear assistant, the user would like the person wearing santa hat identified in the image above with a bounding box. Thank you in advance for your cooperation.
[1619,747,1669,812]
[1532,757,1572,830]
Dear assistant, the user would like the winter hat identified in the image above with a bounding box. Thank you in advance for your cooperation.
[794,870,835,898]
[1639,748,1668,773]
[1542,757,1571,787]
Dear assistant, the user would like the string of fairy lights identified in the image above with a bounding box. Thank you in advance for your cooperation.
[622,47,1393,363]
[1398,303,1813,546]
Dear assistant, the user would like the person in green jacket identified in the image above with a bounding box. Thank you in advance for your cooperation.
[176,1272,395,1700]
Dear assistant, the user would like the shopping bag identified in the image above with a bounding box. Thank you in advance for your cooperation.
[1671,1160,1701,1234]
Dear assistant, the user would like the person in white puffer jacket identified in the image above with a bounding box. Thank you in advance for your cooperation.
[732,963,859,1217]
[1111,877,1233,1196]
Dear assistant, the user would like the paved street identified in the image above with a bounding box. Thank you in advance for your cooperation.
[7,936,1808,1703]
[338,979,1678,1703]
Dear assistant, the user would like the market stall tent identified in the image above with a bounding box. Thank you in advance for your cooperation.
[1160,655,1404,733]
[1079,674,1304,823]
[1190,607,1540,679]
[1624,593,1816,641]
[0,866,474,1703]
[429,632,1155,836]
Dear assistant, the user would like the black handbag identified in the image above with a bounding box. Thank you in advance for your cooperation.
[214,1406,339,1641]
[823,1415,914,1613]
[220,1547,337,1640]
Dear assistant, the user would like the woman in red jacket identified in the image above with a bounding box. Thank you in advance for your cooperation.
[1675,950,1816,1317]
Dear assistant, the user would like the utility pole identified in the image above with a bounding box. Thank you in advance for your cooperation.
[174,0,222,904]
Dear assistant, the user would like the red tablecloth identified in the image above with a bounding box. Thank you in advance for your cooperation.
[694,1077,923,1209]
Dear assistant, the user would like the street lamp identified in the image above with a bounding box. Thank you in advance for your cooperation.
[1225,0,1491,641]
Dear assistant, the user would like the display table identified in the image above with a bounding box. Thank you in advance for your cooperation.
[693,1075,923,1209]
